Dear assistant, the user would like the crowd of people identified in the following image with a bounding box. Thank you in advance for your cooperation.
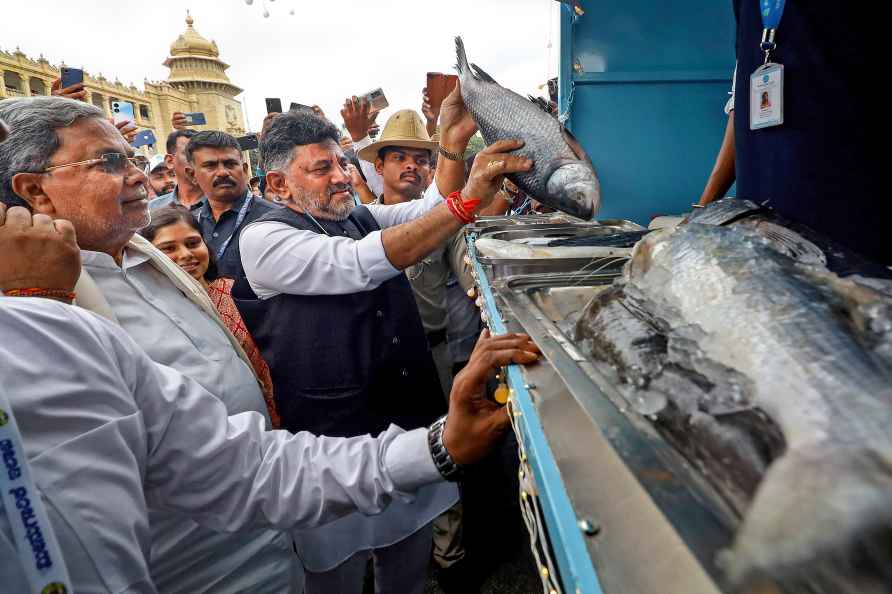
[0,71,545,594]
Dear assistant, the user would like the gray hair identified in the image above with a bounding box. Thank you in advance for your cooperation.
[0,96,105,208]
[260,110,341,173]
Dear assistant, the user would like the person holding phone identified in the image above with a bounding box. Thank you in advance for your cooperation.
[51,77,139,144]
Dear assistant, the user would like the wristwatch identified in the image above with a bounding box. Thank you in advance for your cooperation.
[428,415,463,481]
[438,145,464,162]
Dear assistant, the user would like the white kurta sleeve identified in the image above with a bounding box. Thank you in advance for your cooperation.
[134,355,443,533]
[240,222,401,297]
[239,181,445,298]
[366,180,444,228]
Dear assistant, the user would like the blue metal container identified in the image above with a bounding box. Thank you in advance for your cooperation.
[560,1,736,224]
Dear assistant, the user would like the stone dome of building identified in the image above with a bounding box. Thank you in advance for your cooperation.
[170,12,219,58]
[163,11,241,96]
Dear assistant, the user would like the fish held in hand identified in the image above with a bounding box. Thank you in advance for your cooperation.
[455,36,600,220]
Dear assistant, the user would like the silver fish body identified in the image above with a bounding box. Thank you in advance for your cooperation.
[454,37,600,220]
[577,223,892,587]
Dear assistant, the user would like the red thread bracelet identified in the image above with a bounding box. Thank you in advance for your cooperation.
[445,191,481,224]
[3,288,77,304]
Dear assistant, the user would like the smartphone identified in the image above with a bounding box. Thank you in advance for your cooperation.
[131,130,157,148]
[289,102,313,113]
[184,112,207,126]
[60,67,84,89]
[111,101,135,125]
[265,98,283,114]
[361,88,389,112]
[236,133,259,151]
[425,73,458,115]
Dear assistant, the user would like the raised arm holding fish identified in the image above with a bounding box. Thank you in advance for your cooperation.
[454,36,601,220]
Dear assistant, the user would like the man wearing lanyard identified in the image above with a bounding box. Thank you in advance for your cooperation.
[185,131,276,278]
[731,0,884,263]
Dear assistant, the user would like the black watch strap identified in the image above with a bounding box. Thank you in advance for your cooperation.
[428,415,463,482]
[438,145,464,162]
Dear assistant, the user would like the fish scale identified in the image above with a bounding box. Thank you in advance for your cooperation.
[454,37,600,219]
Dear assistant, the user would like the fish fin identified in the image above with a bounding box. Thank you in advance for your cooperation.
[724,445,892,586]
[470,63,498,84]
[454,36,469,76]
[561,125,592,165]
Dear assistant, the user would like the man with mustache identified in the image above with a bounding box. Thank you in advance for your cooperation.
[0,95,303,593]
[185,131,276,278]
[234,91,531,594]
[346,103,477,398]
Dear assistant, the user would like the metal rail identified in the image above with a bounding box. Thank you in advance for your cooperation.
[469,232,604,594]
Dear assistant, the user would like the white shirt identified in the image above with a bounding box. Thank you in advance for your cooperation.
[0,298,444,594]
[80,247,290,593]
[239,181,458,570]
[351,135,385,197]
[240,180,444,299]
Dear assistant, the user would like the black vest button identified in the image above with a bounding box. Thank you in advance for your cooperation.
[376,310,383,318]
[401,368,409,377]
[392,337,399,345]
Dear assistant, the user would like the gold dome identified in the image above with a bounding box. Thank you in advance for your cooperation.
[170,12,219,57]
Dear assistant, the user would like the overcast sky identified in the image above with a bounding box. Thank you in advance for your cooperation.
[1,0,560,133]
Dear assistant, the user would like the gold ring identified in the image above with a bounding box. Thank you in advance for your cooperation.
[487,160,504,170]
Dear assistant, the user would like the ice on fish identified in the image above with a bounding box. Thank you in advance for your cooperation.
[575,222,892,586]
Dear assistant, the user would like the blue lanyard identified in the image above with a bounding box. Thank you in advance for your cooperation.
[0,390,74,593]
[199,194,253,260]
[759,0,786,63]
[760,0,785,29]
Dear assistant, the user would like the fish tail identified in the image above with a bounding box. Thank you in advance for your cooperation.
[724,445,892,585]
[455,36,469,76]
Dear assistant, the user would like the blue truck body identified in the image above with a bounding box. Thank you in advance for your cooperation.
[559,1,737,224]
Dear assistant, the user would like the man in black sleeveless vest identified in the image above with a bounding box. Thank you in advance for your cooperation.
[233,100,532,594]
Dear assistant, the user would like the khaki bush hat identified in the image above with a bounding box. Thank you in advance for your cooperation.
[357,109,438,163]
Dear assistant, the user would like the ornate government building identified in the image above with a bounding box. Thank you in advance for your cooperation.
[0,13,246,154]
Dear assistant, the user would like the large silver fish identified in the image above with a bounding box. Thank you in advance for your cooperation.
[454,37,600,220]
[576,222,892,588]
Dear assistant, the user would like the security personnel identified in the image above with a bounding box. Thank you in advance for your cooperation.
[731,0,884,264]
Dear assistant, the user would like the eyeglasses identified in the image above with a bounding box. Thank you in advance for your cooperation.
[43,153,143,175]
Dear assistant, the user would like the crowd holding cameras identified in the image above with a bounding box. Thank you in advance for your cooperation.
[0,67,549,594]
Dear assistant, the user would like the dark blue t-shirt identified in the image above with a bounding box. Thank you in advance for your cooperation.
[197,191,276,279]
[733,0,885,264]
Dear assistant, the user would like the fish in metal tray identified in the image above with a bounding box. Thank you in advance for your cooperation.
[455,37,600,220]
[575,222,892,588]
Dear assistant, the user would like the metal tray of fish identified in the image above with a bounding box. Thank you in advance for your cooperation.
[490,271,735,594]
[482,221,892,594]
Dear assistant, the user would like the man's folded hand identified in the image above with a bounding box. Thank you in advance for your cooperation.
[0,204,80,293]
